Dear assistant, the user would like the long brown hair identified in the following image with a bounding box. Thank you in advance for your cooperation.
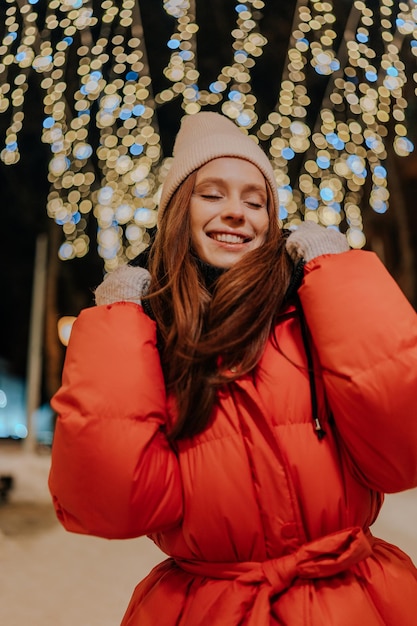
[146,170,293,439]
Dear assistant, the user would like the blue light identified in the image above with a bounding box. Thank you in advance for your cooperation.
[134,208,153,222]
[119,108,132,120]
[90,71,102,80]
[71,212,81,224]
[6,142,17,152]
[372,200,388,214]
[8,32,18,41]
[80,85,87,95]
[356,33,368,43]
[15,424,28,438]
[74,143,93,160]
[320,187,334,202]
[63,36,73,45]
[281,147,295,160]
[316,155,330,169]
[0,389,6,409]
[126,71,139,81]
[365,136,378,150]
[297,38,309,48]
[326,132,337,145]
[235,4,248,12]
[374,165,387,178]
[401,137,414,153]
[237,113,251,126]
[305,196,319,210]
[130,143,144,156]
[15,52,27,62]
[365,71,378,82]
[132,104,145,116]
[179,50,193,60]
[330,60,340,71]
[325,133,344,150]
[167,39,180,49]
[43,117,55,129]
[279,206,288,219]
[347,155,366,176]
[229,90,242,101]
[386,66,398,77]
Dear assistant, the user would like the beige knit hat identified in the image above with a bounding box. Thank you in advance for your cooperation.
[158,112,278,224]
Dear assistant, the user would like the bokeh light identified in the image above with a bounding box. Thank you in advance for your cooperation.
[1,0,417,267]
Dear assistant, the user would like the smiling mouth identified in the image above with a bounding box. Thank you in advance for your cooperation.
[209,233,251,244]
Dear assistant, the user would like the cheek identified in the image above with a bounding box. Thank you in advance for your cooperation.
[257,211,270,238]
[189,210,201,242]
[189,200,213,240]
[189,209,206,253]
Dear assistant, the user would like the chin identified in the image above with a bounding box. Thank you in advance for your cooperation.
[207,253,245,269]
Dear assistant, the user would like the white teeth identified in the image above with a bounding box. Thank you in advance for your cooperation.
[211,233,246,244]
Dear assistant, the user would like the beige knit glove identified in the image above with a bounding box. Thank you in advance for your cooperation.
[286,221,349,263]
[94,265,151,306]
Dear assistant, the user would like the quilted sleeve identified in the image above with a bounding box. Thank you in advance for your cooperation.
[298,250,417,493]
[48,302,183,539]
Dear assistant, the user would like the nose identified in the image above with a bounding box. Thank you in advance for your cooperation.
[220,196,245,222]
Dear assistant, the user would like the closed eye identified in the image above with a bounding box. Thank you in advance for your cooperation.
[246,201,264,209]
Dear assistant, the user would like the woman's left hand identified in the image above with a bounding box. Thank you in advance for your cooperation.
[286,221,349,263]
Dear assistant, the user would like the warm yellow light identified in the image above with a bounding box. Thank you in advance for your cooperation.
[57,316,77,346]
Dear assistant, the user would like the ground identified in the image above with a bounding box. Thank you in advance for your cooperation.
[0,444,416,626]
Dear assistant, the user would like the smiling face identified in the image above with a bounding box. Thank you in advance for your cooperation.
[189,157,270,269]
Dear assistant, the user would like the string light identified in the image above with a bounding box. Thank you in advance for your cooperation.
[158,0,266,126]
[1,0,417,267]
[258,0,416,248]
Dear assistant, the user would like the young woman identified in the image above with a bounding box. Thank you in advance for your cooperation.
[49,112,417,625]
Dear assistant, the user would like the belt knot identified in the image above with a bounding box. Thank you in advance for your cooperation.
[175,526,372,625]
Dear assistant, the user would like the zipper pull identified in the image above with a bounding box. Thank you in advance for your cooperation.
[314,418,326,440]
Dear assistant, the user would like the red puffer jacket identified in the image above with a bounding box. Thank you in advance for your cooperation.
[49,250,417,626]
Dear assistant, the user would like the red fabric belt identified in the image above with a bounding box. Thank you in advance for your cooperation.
[175,526,372,625]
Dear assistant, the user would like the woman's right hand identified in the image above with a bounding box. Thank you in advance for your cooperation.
[94,265,151,306]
